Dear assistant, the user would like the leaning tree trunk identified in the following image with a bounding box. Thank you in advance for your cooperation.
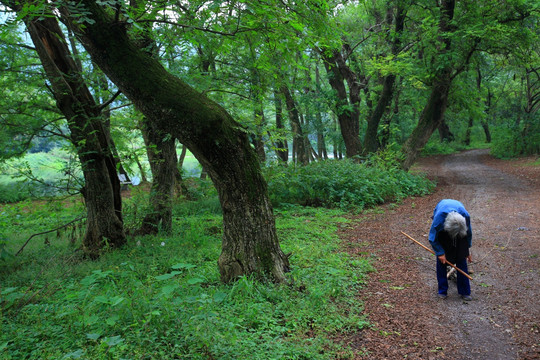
[15,7,125,257]
[363,3,406,154]
[400,0,456,171]
[364,74,396,154]
[401,76,453,170]
[60,1,290,282]
[281,85,309,164]
[438,119,455,142]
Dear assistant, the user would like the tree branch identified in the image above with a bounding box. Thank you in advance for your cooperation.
[135,18,262,37]
[16,216,85,256]
[98,89,122,111]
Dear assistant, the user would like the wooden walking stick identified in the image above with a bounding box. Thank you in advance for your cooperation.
[401,231,473,281]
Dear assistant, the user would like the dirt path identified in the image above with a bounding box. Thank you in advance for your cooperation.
[340,149,540,359]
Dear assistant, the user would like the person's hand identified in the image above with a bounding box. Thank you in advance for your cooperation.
[438,254,447,264]
[467,255,472,262]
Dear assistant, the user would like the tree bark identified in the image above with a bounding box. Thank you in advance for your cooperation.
[438,119,455,142]
[381,78,401,149]
[15,8,125,257]
[363,3,406,154]
[138,119,176,234]
[400,0,456,170]
[60,1,289,282]
[252,106,267,163]
[401,73,453,170]
[321,49,363,158]
[175,143,189,196]
[464,117,474,146]
[273,90,289,163]
[364,74,396,153]
[281,85,308,164]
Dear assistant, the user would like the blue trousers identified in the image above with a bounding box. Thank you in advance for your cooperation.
[436,258,471,296]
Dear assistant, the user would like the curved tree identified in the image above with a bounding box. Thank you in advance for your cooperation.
[58,0,290,282]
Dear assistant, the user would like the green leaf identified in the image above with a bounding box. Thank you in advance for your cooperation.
[110,296,125,306]
[94,295,109,304]
[160,284,179,297]
[1,287,18,295]
[213,291,227,303]
[155,271,182,281]
[187,277,205,285]
[106,315,119,326]
[62,349,85,359]
[171,263,196,270]
[86,333,101,341]
[84,315,99,326]
[103,335,124,347]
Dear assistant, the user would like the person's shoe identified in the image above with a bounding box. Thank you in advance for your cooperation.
[437,293,448,299]
[461,295,472,301]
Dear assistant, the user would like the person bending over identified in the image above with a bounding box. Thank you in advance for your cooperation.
[429,199,473,301]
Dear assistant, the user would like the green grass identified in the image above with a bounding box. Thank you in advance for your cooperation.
[0,198,372,359]
[0,153,437,358]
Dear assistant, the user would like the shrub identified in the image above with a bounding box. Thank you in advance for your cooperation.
[0,181,32,203]
[491,120,540,159]
[265,158,434,210]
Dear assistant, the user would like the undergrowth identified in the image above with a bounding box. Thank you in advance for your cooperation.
[0,159,435,358]
[0,202,372,359]
[490,122,540,159]
[265,159,434,210]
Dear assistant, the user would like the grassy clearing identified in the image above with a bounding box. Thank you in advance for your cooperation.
[0,199,372,359]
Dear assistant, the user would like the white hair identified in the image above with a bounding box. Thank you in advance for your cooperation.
[444,211,467,239]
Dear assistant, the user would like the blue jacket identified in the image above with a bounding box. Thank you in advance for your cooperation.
[428,199,472,256]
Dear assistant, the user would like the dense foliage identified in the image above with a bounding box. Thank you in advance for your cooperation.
[266,159,434,210]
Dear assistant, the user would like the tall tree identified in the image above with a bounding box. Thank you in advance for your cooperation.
[281,84,309,164]
[320,47,364,158]
[363,2,407,154]
[58,0,289,282]
[400,0,458,170]
[2,3,126,256]
[138,119,176,234]
[401,0,537,169]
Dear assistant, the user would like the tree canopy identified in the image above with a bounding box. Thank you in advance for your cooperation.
[0,0,538,280]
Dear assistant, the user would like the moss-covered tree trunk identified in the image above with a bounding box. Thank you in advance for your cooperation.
[19,12,125,256]
[400,0,456,171]
[60,1,290,282]
[401,75,453,170]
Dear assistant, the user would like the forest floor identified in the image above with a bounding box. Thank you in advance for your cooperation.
[338,149,540,359]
